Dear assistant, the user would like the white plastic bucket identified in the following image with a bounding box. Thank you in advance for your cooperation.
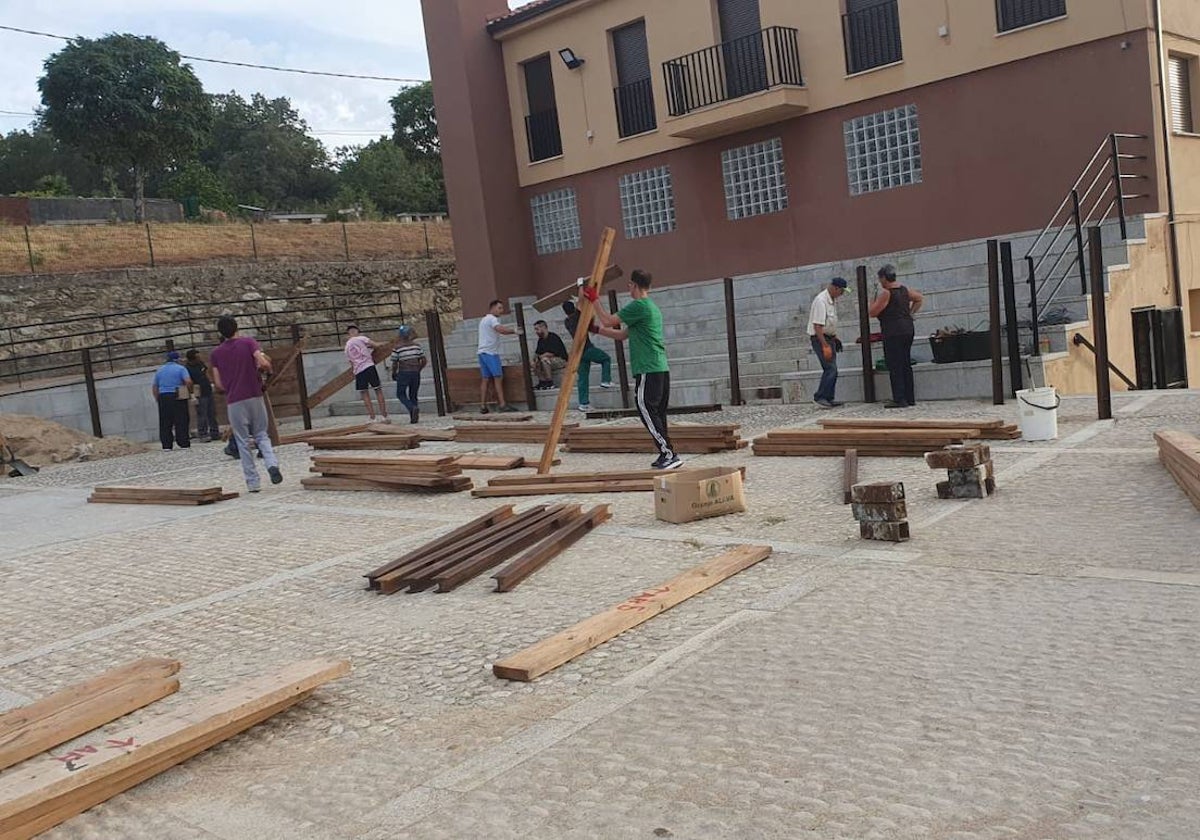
[1016,387,1060,441]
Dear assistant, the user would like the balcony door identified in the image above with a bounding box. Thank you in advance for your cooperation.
[613,21,656,136]
[718,0,766,99]
[523,56,562,161]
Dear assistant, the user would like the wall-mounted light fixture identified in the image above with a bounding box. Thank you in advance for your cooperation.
[558,48,585,70]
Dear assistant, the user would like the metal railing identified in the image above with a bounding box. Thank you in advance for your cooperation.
[1022,132,1148,354]
[996,0,1066,33]
[663,26,803,117]
[843,0,902,75]
[614,77,657,138]
[525,108,563,162]
[0,288,426,388]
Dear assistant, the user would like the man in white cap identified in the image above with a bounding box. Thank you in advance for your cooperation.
[806,277,848,408]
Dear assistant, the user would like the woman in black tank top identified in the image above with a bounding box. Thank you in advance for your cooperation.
[868,265,924,408]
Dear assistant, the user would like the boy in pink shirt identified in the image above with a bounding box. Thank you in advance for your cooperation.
[345,325,390,422]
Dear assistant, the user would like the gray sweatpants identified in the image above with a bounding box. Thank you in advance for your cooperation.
[226,397,278,489]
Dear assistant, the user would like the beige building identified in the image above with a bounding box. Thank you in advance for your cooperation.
[423,0,1200,390]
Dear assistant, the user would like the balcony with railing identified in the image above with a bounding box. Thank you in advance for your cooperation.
[614,78,657,138]
[843,0,903,75]
[661,26,808,141]
[525,108,563,162]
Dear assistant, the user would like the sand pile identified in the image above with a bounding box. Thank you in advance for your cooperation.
[0,414,148,467]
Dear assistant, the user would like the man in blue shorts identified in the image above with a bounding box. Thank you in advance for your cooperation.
[477,299,519,414]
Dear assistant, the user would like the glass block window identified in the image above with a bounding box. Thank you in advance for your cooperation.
[619,166,676,239]
[530,188,582,255]
[844,104,922,197]
[721,138,789,221]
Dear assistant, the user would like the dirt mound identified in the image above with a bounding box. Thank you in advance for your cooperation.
[0,414,148,467]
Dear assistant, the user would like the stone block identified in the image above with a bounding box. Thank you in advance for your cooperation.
[859,521,910,542]
[947,462,995,486]
[936,476,995,499]
[851,481,905,503]
[852,501,908,522]
[924,445,988,470]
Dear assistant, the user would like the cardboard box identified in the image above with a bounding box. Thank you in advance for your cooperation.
[654,467,746,524]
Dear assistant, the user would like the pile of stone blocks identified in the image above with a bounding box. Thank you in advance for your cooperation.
[850,481,909,542]
[926,444,996,499]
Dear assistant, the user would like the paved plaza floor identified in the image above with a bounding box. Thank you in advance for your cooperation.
[1,392,1199,839]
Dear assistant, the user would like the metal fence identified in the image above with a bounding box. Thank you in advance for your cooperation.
[0,219,455,279]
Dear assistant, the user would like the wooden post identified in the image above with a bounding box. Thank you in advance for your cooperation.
[724,277,744,406]
[1088,226,1113,420]
[23,226,35,275]
[424,309,447,416]
[145,224,156,268]
[249,223,259,261]
[855,266,876,403]
[987,239,1005,405]
[999,241,1024,397]
[537,227,617,474]
[608,288,631,409]
[341,222,351,261]
[290,324,313,430]
[842,449,858,504]
[432,310,454,413]
[514,302,537,411]
[82,348,103,439]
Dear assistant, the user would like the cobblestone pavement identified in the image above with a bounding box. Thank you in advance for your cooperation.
[2,393,1199,839]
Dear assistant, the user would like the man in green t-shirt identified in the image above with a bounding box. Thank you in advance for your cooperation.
[589,269,680,469]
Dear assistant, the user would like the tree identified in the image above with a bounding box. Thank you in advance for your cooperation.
[0,127,108,197]
[390,82,439,161]
[161,161,235,213]
[38,34,211,221]
[202,92,336,209]
[335,139,444,215]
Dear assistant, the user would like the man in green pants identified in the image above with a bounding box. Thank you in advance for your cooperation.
[562,300,613,412]
[588,269,680,469]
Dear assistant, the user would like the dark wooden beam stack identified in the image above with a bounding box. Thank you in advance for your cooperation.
[754,428,981,457]
[303,454,471,493]
[277,423,372,446]
[453,423,580,444]
[1155,431,1200,511]
[925,444,997,499]
[88,486,239,506]
[562,423,745,453]
[305,432,420,450]
[819,417,1021,440]
[364,503,610,593]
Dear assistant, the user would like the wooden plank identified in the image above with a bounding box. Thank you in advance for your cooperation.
[842,449,858,505]
[277,424,372,446]
[538,227,617,474]
[300,476,470,493]
[820,418,1005,430]
[0,660,180,773]
[311,454,457,467]
[487,469,674,486]
[365,506,516,582]
[451,413,533,423]
[305,340,399,410]
[432,506,582,592]
[493,505,611,592]
[471,480,655,497]
[307,436,419,450]
[263,342,305,395]
[762,428,981,440]
[0,659,349,840]
[531,265,623,313]
[584,404,722,420]
[454,455,526,470]
[493,545,772,682]
[90,486,224,498]
[417,429,457,442]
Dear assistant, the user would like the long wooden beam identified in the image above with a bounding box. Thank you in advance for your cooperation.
[305,339,400,410]
[537,228,617,474]
[493,544,771,682]
[493,505,611,592]
[531,265,623,313]
[0,659,180,772]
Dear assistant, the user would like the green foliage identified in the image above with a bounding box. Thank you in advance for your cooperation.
[0,128,107,196]
[161,161,235,212]
[389,82,439,161]
[335,139,445,216]
[38,33,211,217]
[19,174,73,197]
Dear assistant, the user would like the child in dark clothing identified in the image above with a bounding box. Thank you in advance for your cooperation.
[185,349,219,442]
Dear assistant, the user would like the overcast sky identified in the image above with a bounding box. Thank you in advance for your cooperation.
[0,1,527,154]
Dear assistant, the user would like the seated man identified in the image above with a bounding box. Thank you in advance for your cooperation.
[531,319,568,389]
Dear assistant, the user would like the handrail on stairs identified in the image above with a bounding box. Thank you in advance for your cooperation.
[1072,333,1138,390]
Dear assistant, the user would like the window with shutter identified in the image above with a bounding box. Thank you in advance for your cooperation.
[522,56,562,162]
[1169,55,1195,134]
[995,0,1066,34]
[612,21,657,137]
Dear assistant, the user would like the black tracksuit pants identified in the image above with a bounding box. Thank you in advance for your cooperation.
[635,371,674,459]
[157,395,190,450]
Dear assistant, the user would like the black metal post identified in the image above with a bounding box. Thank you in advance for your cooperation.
[1130,306,1155,390]
[1109,133,1128,241]
[23,226,35,275]
[290,323,313,430]
[1026,255,1042,357]
[608,289,631,408]
[1071,189,1087,295]
[249,223,259,261]
[514,302,537,411]
[341,222,351,261]
[999,241,1024,396]
[855,266,876,403]
[82,348,103,439]
[1087,226,1113,420]
[145,223,156,268]
[424,309,447,416]
[724,277,744,406]
[987,239,1005,405]
[435,311,454,413]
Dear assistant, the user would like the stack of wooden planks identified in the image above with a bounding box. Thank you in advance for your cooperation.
[471,467,744,497]
[364,503,610,593]
[88,486,238,506]
[1155,430,1200,511]
[0,658,348,839]
[818,417,1022,440]
[302,454,472,493]
[451,413,533,423]
[277,423,372,446]
[562,423,745,453]
[305,431,420,450]
[753,427,983,457]
[454,422,579,444]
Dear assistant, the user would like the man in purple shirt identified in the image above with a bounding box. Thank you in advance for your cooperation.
[209,316,283,492]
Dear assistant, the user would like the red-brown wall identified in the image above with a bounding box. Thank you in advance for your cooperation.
[0,198,31,226]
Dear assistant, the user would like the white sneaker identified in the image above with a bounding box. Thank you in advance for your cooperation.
[578,404,592,412]
[598,381,614,389]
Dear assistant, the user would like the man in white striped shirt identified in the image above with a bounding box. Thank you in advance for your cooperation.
[388,325,427,423]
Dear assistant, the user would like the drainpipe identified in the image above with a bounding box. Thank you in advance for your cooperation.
[1153,0,1184,307]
